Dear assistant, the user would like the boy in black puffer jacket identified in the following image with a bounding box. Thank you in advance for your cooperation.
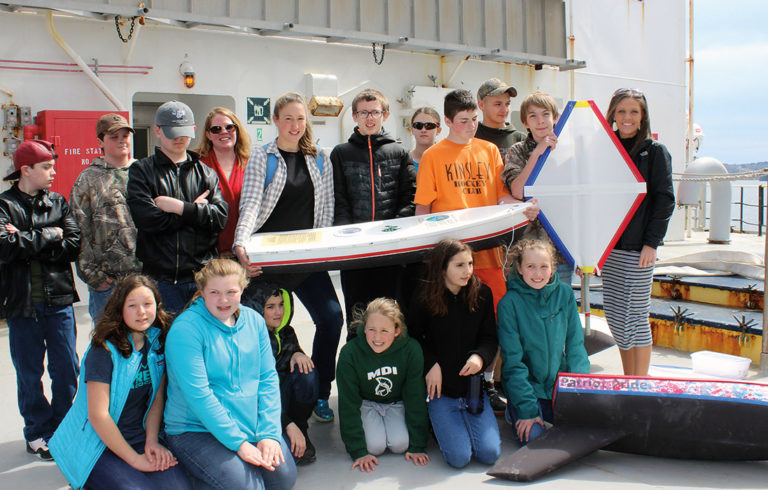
[331,89,416,344]
[254,286,319,466]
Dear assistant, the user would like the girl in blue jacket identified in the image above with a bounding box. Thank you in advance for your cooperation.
[497,239,589,445]
[49,275,190,489]
[164,258,296,489]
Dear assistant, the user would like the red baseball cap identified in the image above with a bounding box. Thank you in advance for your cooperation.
[4,139,57,182]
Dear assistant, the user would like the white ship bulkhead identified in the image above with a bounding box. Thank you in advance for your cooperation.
[0,0,686,241]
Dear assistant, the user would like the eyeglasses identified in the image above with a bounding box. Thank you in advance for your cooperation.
[412,122,439,130]
[354,110,385,119]
[613,88,645,98]
[208,124,237,134]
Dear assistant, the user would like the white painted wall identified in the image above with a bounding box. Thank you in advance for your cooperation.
[0,1,688,242]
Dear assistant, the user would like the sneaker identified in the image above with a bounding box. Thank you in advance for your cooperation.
[312,399,334,423]
[296,434,317,466]
[487,383,508,415]
[26,438,53,461]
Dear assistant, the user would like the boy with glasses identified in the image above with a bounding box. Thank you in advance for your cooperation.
[328,89,415,420]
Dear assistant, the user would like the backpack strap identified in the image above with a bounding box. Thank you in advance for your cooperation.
[264,144,277,190]
[264,146,323,190]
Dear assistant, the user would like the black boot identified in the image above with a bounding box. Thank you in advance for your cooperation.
[289,402,317,465]
[486,381,508,414]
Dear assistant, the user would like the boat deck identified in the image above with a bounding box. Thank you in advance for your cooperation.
[1,231,767,489]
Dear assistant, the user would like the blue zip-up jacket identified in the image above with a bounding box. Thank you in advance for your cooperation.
[164,298,281,451]
[49,328,164,489]
[497,270,590,420]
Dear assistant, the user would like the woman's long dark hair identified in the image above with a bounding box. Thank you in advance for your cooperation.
[91,275,171,358]
[606,88,652,155]
[420,239,481,316]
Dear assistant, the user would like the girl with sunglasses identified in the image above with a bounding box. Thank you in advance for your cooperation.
[234,92,343,425]
[602,88,675,376]
[197,107,252,254]
[409,107,441,172]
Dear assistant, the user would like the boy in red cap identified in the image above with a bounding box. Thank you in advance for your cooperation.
[0,139,81,461]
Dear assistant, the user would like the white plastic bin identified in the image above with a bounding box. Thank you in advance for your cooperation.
[690,350,751,380]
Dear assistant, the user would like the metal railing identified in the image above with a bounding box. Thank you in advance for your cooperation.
[697,183,767,236]
[735,184,767,235]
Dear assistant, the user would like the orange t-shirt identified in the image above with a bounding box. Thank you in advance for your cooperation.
[415,138,507,269]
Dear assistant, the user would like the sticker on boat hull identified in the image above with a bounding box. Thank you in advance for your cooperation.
[334,227,362,237]
[260,231,321,245]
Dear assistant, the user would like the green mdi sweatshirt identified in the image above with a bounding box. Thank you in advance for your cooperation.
[336,327,428,460]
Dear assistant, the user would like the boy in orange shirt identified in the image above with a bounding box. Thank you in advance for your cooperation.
[415,89,537,305]
[415,90,538,414]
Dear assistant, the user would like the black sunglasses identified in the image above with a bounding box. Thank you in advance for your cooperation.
[412,122,439,130]
[208,124,237,134]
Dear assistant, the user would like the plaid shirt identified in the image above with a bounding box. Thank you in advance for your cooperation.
[233,139,334,248]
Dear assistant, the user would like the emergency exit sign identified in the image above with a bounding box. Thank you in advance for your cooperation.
[247,97,270,124]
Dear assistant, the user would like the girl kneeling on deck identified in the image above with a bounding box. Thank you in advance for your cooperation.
[407,239,501,468]
[337,298,430,472]
[163,259,296,489]
[497,239,590,445]
[49,275,191,489]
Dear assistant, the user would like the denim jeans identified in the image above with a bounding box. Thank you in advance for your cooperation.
[281,369,319,408]
[427,394,501,468]
[505,398,554,445]
[7,302,79,441]
[294,272,343,400]
[556,263,574,286]
[85,441,192,489]
[167,431,297,490]
[360,400,408,455]
[155,281,198,318]
[88,285,115,325]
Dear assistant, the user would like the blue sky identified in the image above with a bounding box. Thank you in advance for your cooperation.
[694,0,767,164]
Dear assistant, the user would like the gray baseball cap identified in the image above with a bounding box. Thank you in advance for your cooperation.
[477,78,518,100]
[155,101,195,139]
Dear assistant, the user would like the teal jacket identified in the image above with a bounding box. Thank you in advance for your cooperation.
[49,328,165,489]
[336,326,428,459]
[497,270,589,420]
[164,298,281,451]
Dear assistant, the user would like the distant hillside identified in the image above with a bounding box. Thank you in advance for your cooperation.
[724,162,768,181]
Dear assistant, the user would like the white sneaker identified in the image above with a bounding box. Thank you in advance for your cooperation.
[26,438,53,461]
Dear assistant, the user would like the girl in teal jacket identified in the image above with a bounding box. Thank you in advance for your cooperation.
[49,275,190,489]
[163,258,296,489]
[498,239,589,444]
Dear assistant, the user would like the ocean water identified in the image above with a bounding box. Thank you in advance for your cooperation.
[699,180,767,233]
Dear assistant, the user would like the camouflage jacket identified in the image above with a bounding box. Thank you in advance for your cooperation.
[69,156,141,289]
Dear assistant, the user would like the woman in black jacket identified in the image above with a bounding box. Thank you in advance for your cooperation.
[602,88,675,376]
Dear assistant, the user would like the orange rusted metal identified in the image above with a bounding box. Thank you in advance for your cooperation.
[586,308,760,363]
[653,282,764,310]
[651,318,760,364]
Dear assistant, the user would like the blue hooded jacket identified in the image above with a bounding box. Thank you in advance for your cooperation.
[164,297,281,451]
[497,270,590,420]
[49,328,164,489]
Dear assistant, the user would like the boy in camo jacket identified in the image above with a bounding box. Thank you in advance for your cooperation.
[69,113,142,322]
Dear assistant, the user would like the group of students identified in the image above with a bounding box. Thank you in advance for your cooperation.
[0,77,674,488]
